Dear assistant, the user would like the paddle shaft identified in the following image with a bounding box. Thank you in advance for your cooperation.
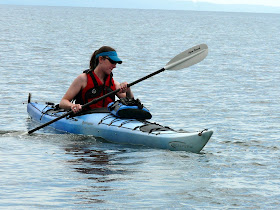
[27,68,166,134]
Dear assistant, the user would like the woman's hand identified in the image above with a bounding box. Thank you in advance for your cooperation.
[116,81,134,99]
[119,82,129,93]
[71,104,82,113]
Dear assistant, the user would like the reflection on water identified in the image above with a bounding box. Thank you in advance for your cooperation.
[63,142,146,205]
[66,147,129,177]
[66,148,119,204]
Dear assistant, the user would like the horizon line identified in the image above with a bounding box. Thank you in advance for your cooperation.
[1,2,280,14]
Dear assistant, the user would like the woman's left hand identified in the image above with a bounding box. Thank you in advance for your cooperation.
[119,82,129,93]
[116,81,134,98]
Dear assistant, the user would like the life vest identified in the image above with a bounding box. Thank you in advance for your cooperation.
[74,69,116,109]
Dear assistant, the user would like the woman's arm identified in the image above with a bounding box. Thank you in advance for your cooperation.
[59,74,87,113]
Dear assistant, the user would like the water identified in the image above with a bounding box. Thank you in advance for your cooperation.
[1,4,280,209]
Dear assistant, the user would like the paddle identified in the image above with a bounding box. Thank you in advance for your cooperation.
[27,44,208,134]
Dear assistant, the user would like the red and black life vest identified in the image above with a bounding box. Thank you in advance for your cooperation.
[74,70,116,109]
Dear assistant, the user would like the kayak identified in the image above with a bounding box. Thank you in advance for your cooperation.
[27,99,213,153]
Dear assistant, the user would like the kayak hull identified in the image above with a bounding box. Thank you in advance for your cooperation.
[27,102,213,153]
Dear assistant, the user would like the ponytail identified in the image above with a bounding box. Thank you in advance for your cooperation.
[89,50,99,70]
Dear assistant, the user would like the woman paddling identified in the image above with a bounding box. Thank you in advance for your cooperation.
[59,46,134,113]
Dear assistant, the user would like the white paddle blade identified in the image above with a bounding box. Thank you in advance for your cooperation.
[164,44,208,70]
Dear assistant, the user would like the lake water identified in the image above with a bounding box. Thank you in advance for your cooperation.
[0,4,280,209]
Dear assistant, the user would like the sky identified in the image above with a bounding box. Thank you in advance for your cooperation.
[189,0,280,7]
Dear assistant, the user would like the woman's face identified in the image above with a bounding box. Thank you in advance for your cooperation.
[100,56,117,75]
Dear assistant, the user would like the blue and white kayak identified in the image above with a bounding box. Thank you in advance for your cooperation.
[27,101,213,153]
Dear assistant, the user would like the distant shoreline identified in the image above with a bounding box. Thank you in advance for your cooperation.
[1,1,280,14]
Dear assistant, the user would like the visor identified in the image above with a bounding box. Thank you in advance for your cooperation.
[96,51,122,64]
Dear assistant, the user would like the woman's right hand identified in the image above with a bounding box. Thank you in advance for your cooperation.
[71,104,82,113]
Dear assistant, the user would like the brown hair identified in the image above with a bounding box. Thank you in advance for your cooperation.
[89,46,116,70]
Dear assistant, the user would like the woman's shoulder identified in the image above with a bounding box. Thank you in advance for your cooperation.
[76,72,87,80]
[73,73,88,88]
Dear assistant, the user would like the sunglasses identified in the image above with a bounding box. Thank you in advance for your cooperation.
[105,57,118,65]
